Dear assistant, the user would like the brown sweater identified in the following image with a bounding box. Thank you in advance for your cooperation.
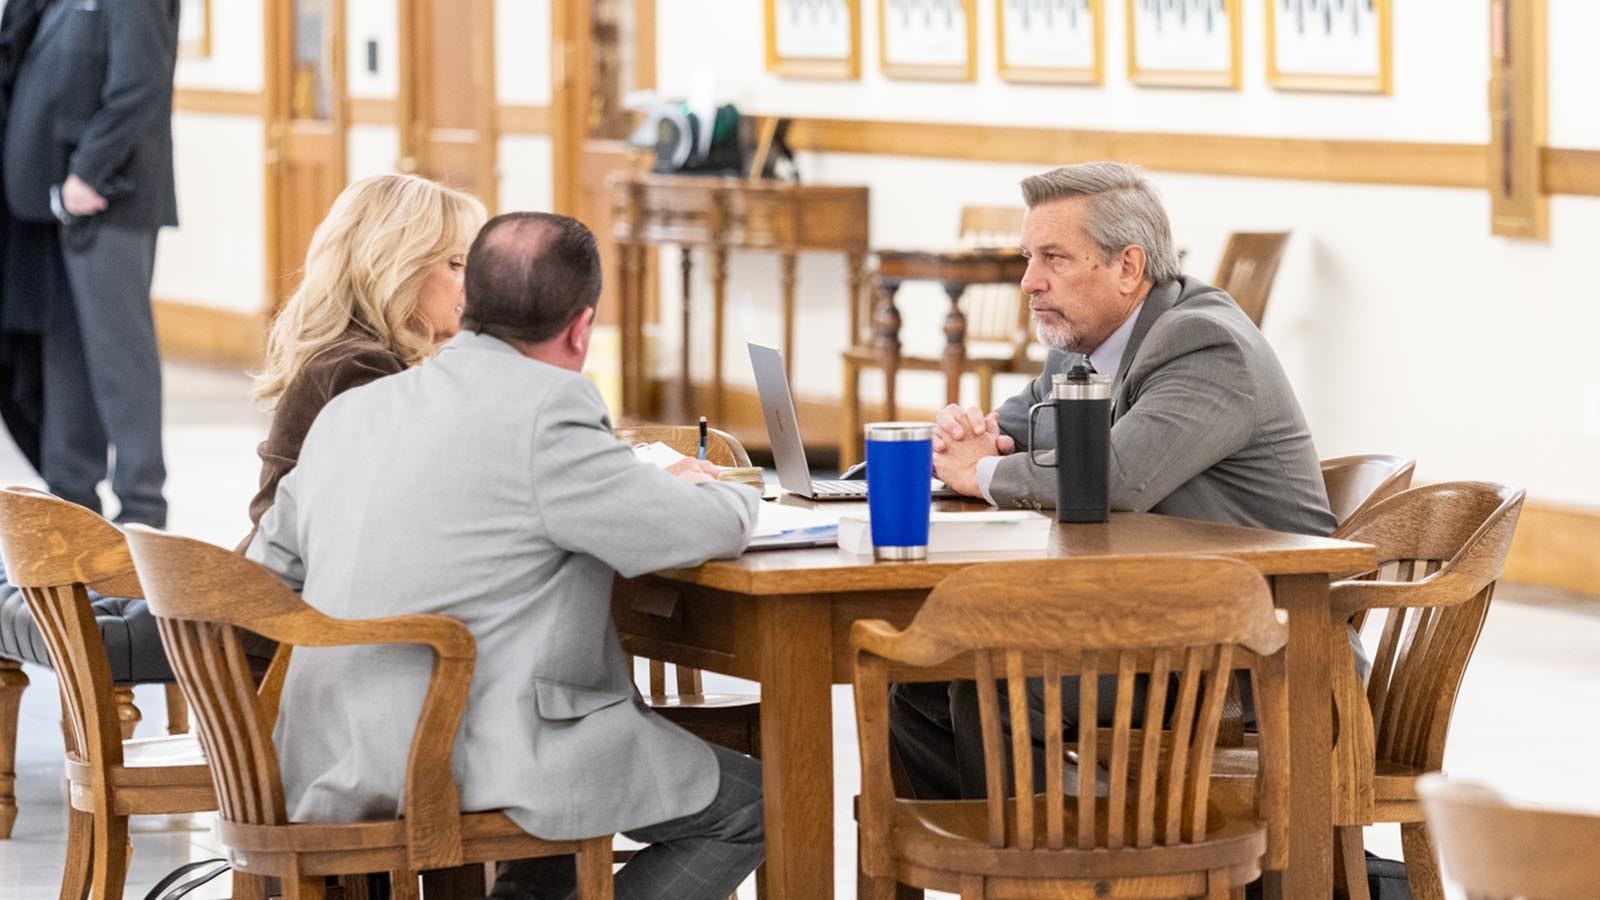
[247,334,406,530]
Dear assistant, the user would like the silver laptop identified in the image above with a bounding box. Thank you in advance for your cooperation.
[748,342,955,502]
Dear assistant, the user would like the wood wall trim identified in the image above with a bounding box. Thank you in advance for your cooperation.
[349,96,398,127]
[152,300,265,370]
[785,117,1491,190]
[1542,148,1600,197]
[173,88,262,117]
[1503,500,1600,596]
[500,104,551,135]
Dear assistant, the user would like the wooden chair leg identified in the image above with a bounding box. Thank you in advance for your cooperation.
[111,687,139,740]
[336,874,371,900]
[857,872,897,900]
[163,684,189,735]
[1207,868,1231,899]
[575,836,615,900]
[1400,822,1446,900]
[281,874,326,900]
[87,811,129,900]
[58,806,92,900]
[388,871,420,900]
[841,358,862,469]
[0,657,26,839]
[232,873,271,900]
[1337,826,1371,900]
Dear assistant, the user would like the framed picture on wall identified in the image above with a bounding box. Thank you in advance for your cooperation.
[998,0,1104,84]
[1127,0,1241,89]
[179,0,211,59]
[1267,0,1392,93]
[766,0,862,79]
[879,0,977,81]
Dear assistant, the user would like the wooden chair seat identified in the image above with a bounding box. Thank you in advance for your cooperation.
[1419,775,1600,900]
[64,734,211,816]
[215,810,595,879]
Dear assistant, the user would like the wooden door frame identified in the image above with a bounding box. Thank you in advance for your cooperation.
[396,0,499,212]
[552,0,654,216]
[262,0,349,316]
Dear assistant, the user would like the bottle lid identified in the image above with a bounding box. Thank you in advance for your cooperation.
[864,421,934,442]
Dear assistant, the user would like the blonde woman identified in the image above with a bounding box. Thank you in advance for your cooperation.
[248,174,486,529]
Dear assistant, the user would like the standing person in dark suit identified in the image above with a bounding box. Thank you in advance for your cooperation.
[2,0,179,527]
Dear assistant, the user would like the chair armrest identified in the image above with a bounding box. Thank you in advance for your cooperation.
[1329,565,1494,620]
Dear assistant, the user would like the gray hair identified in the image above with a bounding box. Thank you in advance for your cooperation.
[1020,162,1181,285]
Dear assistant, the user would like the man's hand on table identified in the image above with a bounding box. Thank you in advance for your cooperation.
[667,458,720,483]
[932,404,1013,498]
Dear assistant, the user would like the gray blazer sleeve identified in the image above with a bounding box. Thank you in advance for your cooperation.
[529,376,758,578]
[71,0,177,195]
[246,466,307,592]
[990,317,1256,511]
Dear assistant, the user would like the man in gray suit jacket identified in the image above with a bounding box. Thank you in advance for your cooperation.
[249,213,765,899]
[2,0,178,526]
[892,162,1335,800]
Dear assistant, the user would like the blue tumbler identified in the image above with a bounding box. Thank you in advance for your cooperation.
[864,422,934,560]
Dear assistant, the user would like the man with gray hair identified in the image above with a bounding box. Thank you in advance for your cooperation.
[893,161,1334,800]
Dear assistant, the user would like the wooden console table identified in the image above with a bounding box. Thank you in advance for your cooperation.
[609,174,870,422]
[840,247,1030,466]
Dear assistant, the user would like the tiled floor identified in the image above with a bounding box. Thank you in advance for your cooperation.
[2,364,1597,899]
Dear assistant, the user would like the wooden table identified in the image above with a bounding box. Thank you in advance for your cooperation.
[609,174,870,423]
[613,506,1375,900]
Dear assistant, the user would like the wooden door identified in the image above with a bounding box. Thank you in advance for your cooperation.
[554,0,654,332]
[264,0,347,313]
[398,0,498,211]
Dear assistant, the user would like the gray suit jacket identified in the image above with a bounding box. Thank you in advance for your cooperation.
[3,0,178,227]
[992,276,1335,538]
[248,331,760,840]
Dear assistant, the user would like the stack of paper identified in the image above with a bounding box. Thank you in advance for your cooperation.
[836,510,1052,556]
[750,502,840,550]
[628,440,764,487]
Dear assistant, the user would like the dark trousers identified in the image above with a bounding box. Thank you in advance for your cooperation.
[490,744,765,900]
[889,676,1158,801]
[42,224,166,527]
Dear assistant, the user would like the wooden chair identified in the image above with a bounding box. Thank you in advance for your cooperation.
[1417,774,1600,900]
[614,424,763,899]
[1322,454,1417,528]
[853,556,1290,899]
[1326,482,1525,900]
[122,525,614,900]
[842,206,1029,427]
[1212,232,1289,326]
[0,487,214,900]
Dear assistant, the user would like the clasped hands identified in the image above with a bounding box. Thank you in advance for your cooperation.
[932,404,1013,498]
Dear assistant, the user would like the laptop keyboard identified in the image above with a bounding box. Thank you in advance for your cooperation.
[811,480,868,498]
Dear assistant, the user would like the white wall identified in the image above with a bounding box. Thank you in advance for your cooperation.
[347,0,401,99]
[651,0,1600,507]
[157,0,267,312]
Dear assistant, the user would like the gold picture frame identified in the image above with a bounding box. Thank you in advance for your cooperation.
[878,0,977,82]
[1267,0,1393,94]
[766,0,862,79]
[997,0,1105,85]
[179,0,212,59]
[1126,0,1242,89]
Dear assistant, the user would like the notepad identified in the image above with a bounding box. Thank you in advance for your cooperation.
[836,510,1052,556]
[628,441,764,488]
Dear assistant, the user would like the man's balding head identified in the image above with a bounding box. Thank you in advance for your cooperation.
[461,212,601,345]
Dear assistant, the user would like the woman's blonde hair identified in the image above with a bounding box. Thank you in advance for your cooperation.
[253,173,487,406]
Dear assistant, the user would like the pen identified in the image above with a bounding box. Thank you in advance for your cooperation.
[698,416,708,460]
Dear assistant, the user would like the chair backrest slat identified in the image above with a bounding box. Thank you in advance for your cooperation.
[1321,455,1415,528]
[1074,650,1098,850]
[1161,647,1204,845]
[1041,651,1065,851]
[1103,650,1135,850]
[1186,645,1233,843]
[1135,649,1172,849]
[1005,649,1035,849]
[1212,231,1290,326]
[973,651,1007,848]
